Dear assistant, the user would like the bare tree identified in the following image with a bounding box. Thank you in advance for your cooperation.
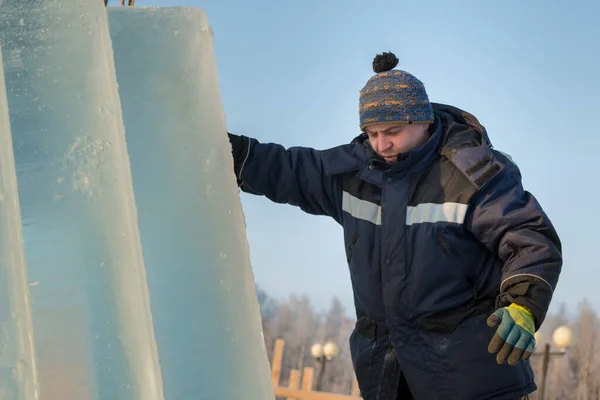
[320,297,351,392]
[572,300,599,400]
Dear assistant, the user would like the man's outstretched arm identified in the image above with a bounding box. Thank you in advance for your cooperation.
[228,133,343,222]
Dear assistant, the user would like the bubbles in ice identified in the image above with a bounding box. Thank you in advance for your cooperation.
[14,358,28,381]
[62,136,112,197]
[7,49,23,69]
[203,149,218,172]
[99,104,116,115]
[205,183,214,199]
[55,176,66,200]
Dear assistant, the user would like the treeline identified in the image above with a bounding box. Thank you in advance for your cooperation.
[256,286,600,399]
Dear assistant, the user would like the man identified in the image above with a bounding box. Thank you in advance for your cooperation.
[228,51,562,400]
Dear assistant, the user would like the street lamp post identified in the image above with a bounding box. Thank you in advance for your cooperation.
[311,341,340,392]
[533,325,573,400]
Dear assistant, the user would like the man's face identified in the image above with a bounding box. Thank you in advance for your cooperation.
[364,122,431,163]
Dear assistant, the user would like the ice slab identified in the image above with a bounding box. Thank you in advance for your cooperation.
[0,42,39,400]
[0,1,163,399]
[108,6,274,400]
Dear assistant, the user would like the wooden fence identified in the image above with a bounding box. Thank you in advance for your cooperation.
[270,338,362,400]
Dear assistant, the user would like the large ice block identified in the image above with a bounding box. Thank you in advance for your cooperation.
[0,44,39,400]
[108,7,274,400]
[0,1,163,399]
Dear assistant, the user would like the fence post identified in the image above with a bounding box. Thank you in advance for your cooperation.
[301,367,315,392]
[286,369,300,400]
[271,339,285,387]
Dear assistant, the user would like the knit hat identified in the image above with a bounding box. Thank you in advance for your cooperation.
[359,52,434,130]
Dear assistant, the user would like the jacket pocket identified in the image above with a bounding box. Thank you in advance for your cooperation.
[436,230,453,257]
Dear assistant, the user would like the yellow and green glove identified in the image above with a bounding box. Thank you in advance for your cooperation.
[487,303,536,365]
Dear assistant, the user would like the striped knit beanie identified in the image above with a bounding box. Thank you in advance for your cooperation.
[359,52,434,130]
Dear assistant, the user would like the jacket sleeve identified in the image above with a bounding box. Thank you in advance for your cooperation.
[228,133,343,222]
[464,160,562,330]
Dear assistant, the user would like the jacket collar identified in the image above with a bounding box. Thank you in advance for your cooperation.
[432,102,493,157]
[350,102,492,164]
[352,116,442,174]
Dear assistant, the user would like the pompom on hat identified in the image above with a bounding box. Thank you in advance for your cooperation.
[359,51,434,130]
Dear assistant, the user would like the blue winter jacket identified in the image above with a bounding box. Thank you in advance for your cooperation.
[228,103,562,400]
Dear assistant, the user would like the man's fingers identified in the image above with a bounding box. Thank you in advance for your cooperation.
[496,340,514,364]
[506,332,534,365]
[487,312,502,328]
[506,333,529,366]
[488,333,505,354]
[522,339,536,361]
[507,346,525,366]
[496,328,520,364]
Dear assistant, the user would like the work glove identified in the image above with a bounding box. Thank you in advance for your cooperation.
[227,132,251,186]
[487,303,536,366]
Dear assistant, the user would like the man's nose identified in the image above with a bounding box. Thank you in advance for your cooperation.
[378,137,392,152]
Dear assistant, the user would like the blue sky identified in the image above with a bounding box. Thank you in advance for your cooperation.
[122,0,600,317]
